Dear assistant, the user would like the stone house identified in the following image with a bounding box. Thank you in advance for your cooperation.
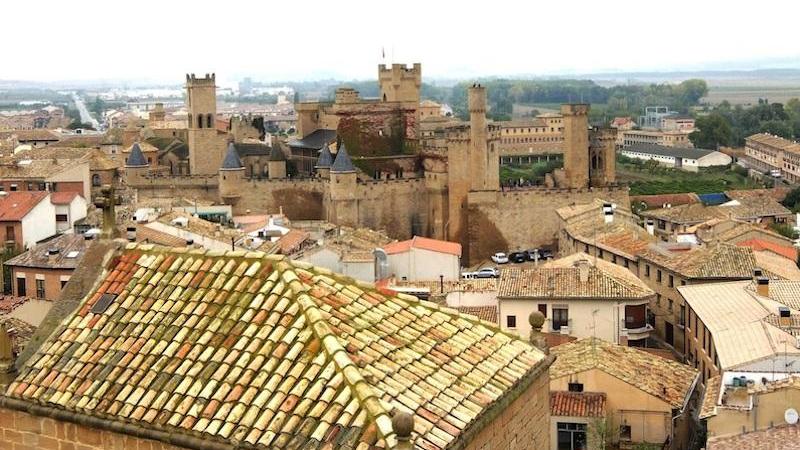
[550,338,699,450]
[0,243,554,450]
[498,252,655,346]
[4,233,89,301]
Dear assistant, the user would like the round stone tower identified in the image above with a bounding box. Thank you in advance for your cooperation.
[218,142,245,205]
[124,142,149,186]
[329,143,358,227]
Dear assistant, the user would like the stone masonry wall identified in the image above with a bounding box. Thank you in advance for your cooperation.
[0,407,186,450]
[466,187,630,264]
[462,363,551,450]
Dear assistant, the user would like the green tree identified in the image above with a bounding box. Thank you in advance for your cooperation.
[690,113,732,149]
[677,79,708,105]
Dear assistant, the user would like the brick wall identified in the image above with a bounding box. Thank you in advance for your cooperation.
[463,365,551,450]
[0,407,186,450]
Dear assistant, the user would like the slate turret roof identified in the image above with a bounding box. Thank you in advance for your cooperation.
[4,244,548,450]
[315,144,333,168]
[125,143,149,167]
[220,142,243,170]
[331,143,356,173]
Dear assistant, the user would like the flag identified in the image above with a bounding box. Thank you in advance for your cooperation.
[382,47,385,59]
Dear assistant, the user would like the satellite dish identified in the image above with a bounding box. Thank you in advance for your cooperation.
[785,408,799,425]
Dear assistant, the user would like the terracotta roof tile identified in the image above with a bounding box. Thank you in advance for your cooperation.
[0,316,36,356]
[49,191,80,205]
[0,191,48,221]
[550,338,698,409]
[0,296,30,314]
[383,237,462,257]
[5,244,547,449]
[707,423,800,449]
[737,238,797,261]
[454,306,498,324]
[4,233,89,270]
[550,391,605,417]
[641,243,760,280]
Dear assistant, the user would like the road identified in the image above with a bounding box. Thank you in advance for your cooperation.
[71,93,100,130]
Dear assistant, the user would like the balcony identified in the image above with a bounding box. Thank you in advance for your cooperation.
[623,324,654,341]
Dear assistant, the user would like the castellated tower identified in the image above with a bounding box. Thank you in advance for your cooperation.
[186,73,222,175]
[468,85,499,192]
[328,144,358,227]
[561,104,590,189]
[218,143,245,205]
[378,63,421,105]
[589,128,617,186]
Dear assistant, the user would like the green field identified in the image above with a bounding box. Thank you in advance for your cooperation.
[703,84,800,106]
[500,160,563,184]
[617,160,765,196]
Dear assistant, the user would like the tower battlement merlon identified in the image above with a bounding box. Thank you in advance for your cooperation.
[560,104,590,116]
[185,73,217,86]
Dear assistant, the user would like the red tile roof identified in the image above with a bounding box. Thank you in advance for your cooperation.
[737,238,798,261]
[0,295,31,314]
[49,191,80,205]
[275,229,310,254]
[455,306,498,324]
[550,391,606,417]
[0,191,48,221]
[383,236,462,257]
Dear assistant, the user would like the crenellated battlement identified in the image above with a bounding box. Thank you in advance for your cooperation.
[185,73,216,85]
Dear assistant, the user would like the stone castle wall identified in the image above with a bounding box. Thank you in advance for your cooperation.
[466,186,630,263]
[349,177,428,239]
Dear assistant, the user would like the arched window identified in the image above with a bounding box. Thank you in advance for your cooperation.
[197,115,203,128]
[188,114,192,128]
[207,114,213,129]
[91,174,101,187]
[382,93,387,102]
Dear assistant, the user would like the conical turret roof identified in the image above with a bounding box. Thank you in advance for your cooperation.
[221,142,243,170]
[331,143,355,173]
[268,144,286,162]
[315,144,333,168]
[125,143,148,167]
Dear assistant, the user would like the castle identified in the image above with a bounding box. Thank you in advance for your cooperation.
[125,64,628,263]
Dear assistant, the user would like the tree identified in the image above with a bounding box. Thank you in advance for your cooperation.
[678,79,708,105]
[587,416,617,450]
[690,113,732,149]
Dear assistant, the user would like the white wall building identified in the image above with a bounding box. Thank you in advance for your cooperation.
[382,236,462,281]
[621,144,732,171]
[50,192,87,232]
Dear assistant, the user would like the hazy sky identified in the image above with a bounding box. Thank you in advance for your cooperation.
[5,0,800,85]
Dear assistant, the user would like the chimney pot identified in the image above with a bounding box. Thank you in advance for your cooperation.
[756,276,770,297]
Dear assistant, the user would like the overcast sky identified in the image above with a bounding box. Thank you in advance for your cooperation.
[5,0,800,85]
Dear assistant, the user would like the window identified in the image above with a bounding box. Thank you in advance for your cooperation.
[568,382,583,393]
[656,293,661,306]
[619,425,632,441]
[668,299,673,311]
[26,182,33,191]
[656,270,662,283]
[645,264,650,277]
[10,184,17,191]
[506,315,517,328]
[56,214,68,222]
[5,226,14,242]
[60,279,68,289]
[92,174,101,187]
[553,308,569,330]
[669,275,674,288]
[538,304,547,317]
[680,305,686,326]
[16,277,25,296]
[557,422,587,450]
[35,279,45,299]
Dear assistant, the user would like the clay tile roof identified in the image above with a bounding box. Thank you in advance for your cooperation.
[275,229,310,254]
[0,191,48,221]
[550,338,698,409]
[0,296,31,315]
[49,191,80,205]
[641,243,759,279]
[630,193,700,210]
[125,143,148,167]
[6,244,548,450]
[4,233,89,270]
[455,306,498,324]
[0,316,36,357]
[220,142,243,170]
[550,391,606,417]
[383,236,462,257]
[331,143,355,173]
[707,423,800,449]
[699,375,722,419]
[737,238,798,261]
[499,253,653,300]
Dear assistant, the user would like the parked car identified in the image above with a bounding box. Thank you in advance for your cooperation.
[475,267,500,278]
[491,252,509,264]
[524,249,541,261]
[540,249,554,259]
[509,252,527,263]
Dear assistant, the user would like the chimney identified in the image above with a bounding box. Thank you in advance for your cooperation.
[47,248,60,264]
[575,259,590,283]
[779,306,791,327]
[602,202,614,224]
[645,219,655,235]
[392,412,415,450]
[0,322,16,384]
[126,226,137,242]
[756,276,770,297]
[753,267,763,280]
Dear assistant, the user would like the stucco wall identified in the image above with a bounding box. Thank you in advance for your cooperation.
[387,247,460,281]
[20,195,56,248]
[551,369,674,445]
